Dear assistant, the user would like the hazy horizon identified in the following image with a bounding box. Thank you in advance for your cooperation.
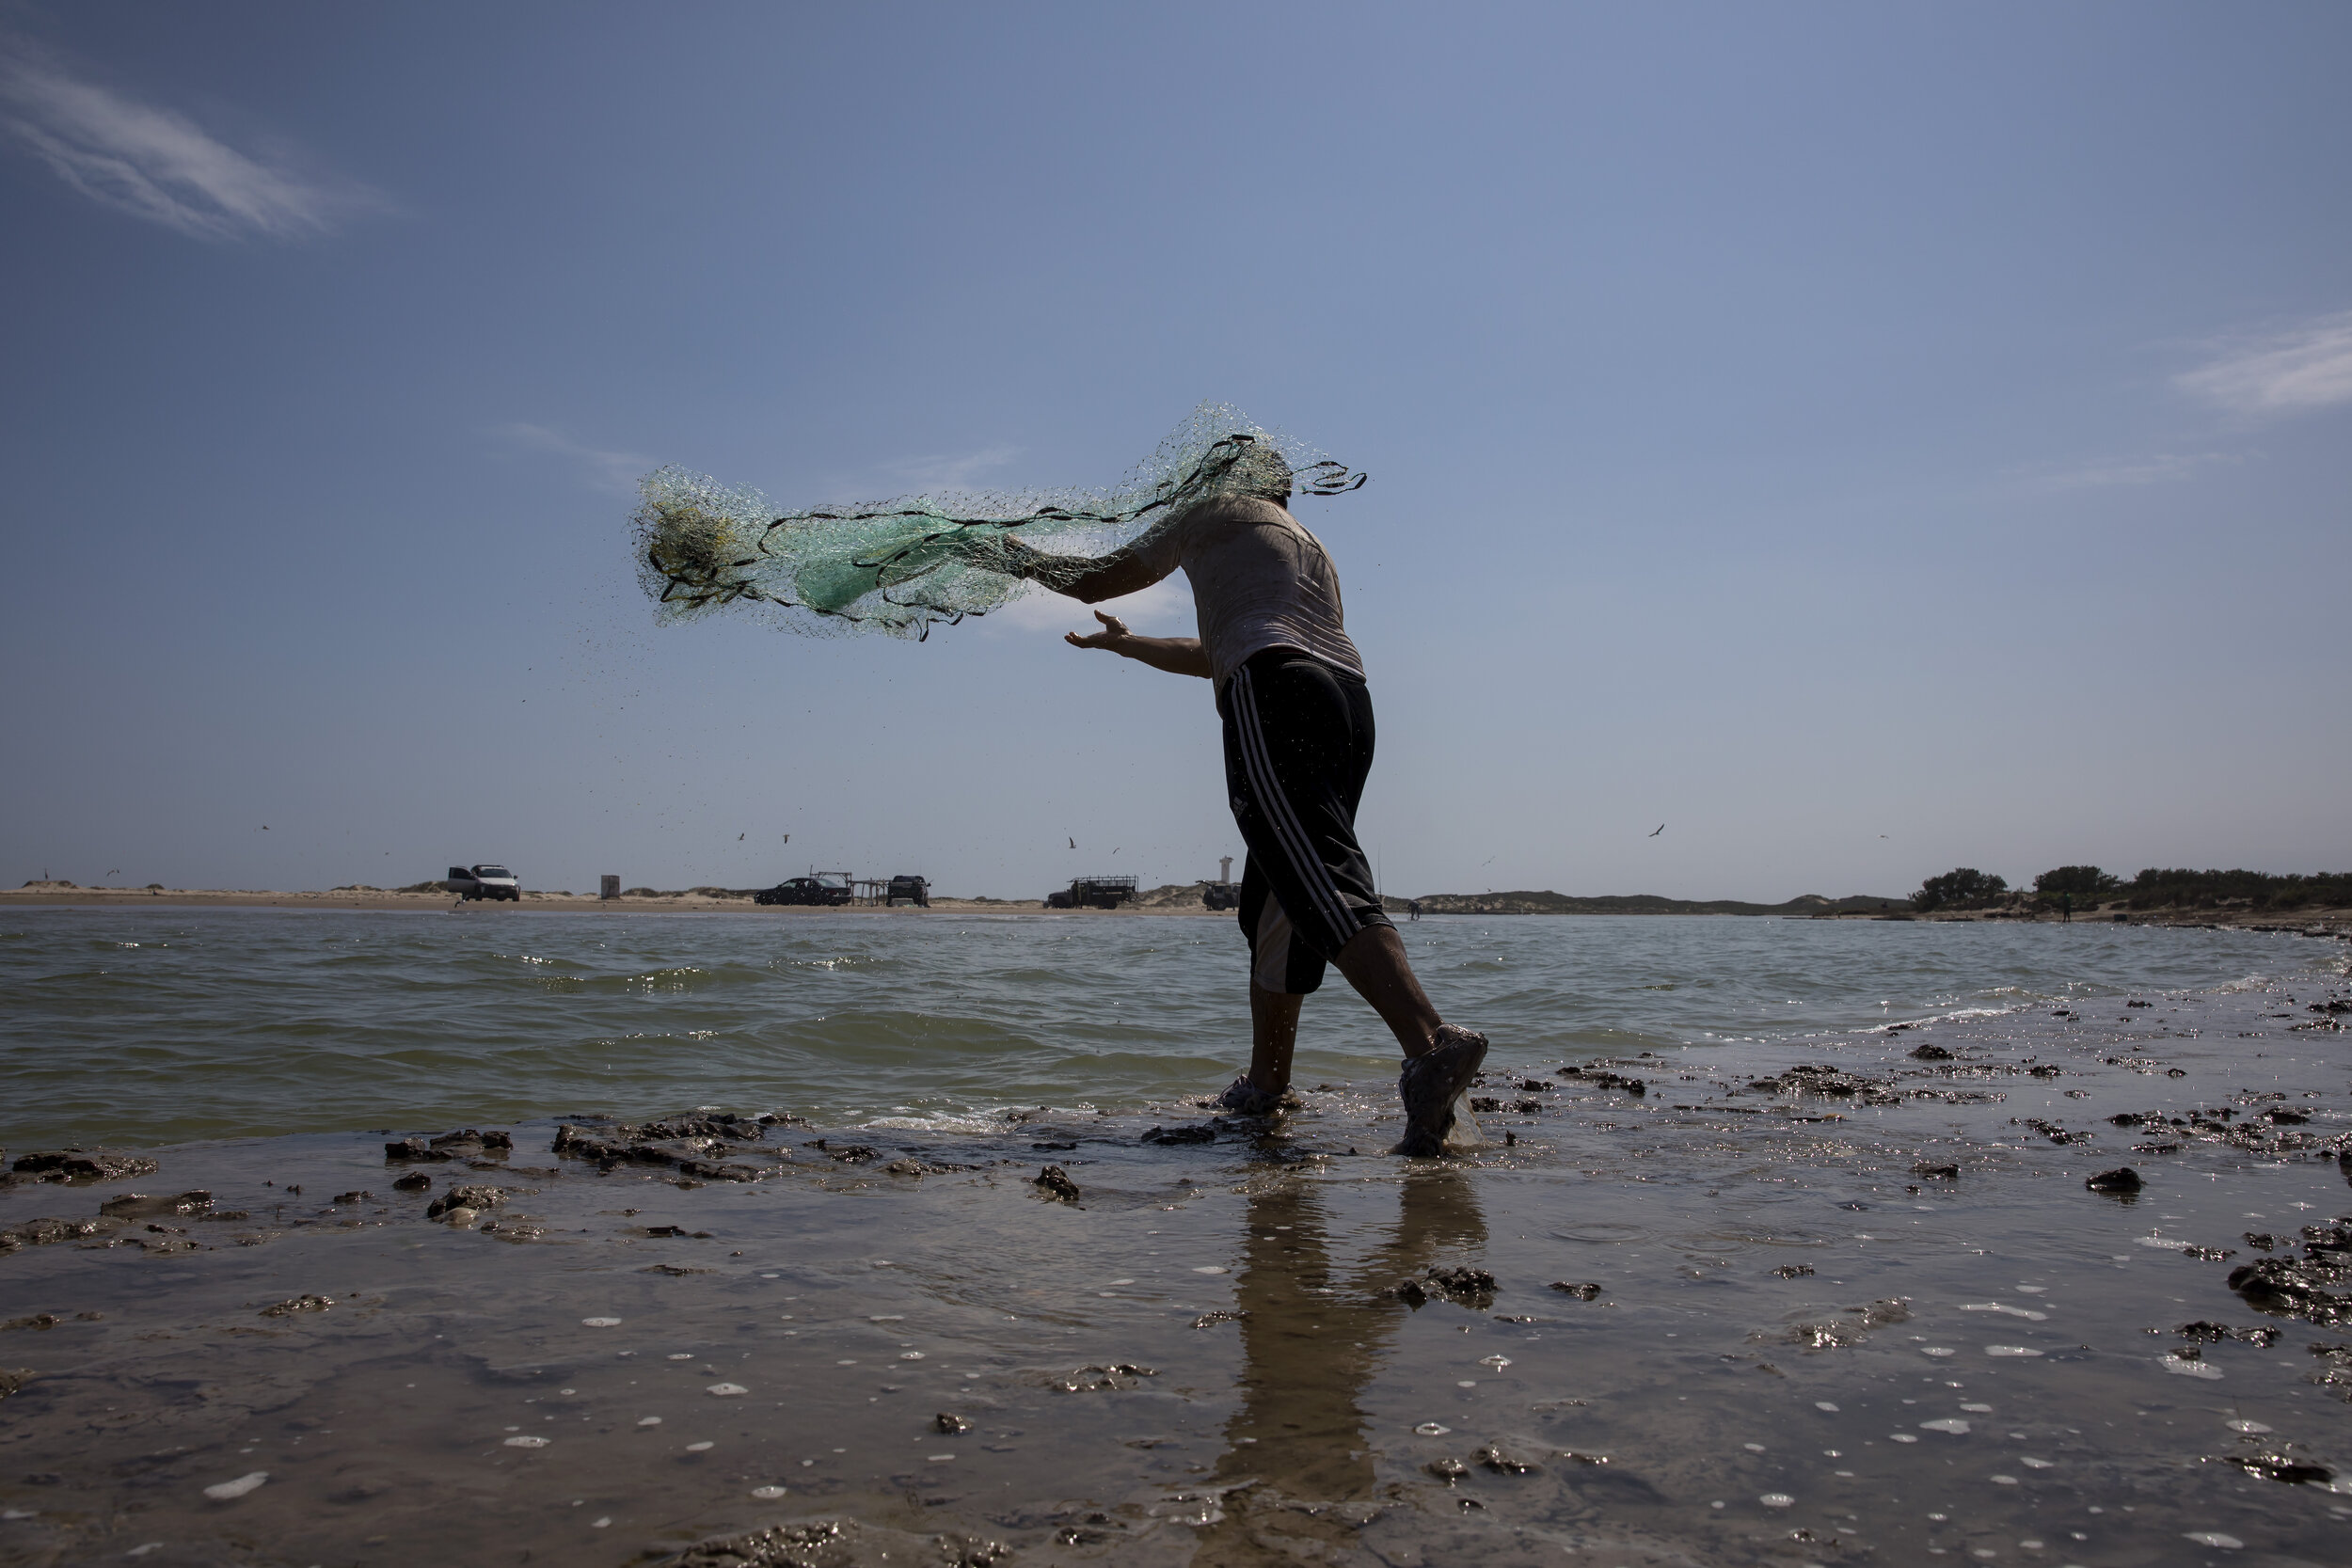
[4,3,2347,903]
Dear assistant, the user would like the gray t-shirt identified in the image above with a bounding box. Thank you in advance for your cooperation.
[1125,497,1365,686]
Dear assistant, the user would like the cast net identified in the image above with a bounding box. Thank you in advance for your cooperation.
[631,402,1364,639]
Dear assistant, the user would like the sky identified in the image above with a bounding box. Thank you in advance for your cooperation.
[1,1,2346,903]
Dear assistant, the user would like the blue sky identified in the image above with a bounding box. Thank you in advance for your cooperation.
[2,2,2345,901]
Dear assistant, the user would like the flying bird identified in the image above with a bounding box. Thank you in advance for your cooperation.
[1069,837,1076,849]
[739,833,745,841]
[1648,824,1664,837]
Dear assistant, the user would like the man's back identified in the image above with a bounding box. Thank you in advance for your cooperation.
[1144,496,1364,685]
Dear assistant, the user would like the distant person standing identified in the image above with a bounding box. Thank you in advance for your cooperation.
[1408,899,1422,922]
[999,437,1486,1156]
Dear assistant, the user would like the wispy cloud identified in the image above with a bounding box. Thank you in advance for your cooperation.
[879,443,1021,493]
[2021,450,2246,492]
[493,423,655,494]
[0,39,376,240]
[985,576,1195,637]
[2175,310,2352,418]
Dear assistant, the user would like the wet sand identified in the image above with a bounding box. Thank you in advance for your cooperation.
[4,974,2351,1565]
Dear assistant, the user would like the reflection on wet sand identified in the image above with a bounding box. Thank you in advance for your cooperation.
[1193,1170,1486,1563]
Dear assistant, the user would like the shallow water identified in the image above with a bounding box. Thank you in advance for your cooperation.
[0,909,2318,1148]
[1,922,2349,1565]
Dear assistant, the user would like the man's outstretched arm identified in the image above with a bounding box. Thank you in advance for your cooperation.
[1065,610,1211,679]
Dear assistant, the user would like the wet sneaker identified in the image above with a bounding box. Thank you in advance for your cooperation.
[1209,1075,1284,1117]
[1395,1024,1489,1156]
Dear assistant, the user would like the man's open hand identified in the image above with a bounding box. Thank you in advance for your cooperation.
[1065,610,1130,650]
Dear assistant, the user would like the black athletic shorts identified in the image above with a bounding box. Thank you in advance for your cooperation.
[1216,648,1392,995]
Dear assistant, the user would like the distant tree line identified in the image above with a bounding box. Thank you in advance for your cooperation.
[1912,865,2352,913]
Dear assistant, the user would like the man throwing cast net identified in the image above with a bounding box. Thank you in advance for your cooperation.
[633,404,1488,1155]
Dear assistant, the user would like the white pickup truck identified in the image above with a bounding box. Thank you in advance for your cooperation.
[444,864,521,902]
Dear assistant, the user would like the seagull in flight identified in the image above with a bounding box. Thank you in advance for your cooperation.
[739,833,745,840]
[1069,837,1076,849]
[1648,824,1665,837]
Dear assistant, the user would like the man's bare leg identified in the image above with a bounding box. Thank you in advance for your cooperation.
[1332,924,1444,1057]
[1247,983,1303,1095]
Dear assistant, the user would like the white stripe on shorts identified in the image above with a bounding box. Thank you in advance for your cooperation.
[1230,665,1353,943]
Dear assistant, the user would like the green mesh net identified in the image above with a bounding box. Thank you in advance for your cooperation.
[632,402,1364,639]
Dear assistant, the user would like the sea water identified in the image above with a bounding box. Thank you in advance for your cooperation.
[0,909,2314,1148]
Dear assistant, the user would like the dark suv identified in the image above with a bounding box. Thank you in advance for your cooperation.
[885,875,929,908]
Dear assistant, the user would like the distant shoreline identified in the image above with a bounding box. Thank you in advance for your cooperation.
[2,882,2344,936]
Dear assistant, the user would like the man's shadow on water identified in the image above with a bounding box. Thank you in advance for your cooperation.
[1188,1166,1486,1565]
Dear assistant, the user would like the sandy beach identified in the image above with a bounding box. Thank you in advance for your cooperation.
[7,882,2344,937]
[0,883,1218,916]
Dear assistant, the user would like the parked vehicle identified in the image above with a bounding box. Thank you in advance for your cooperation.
[1048,875,1137,911]
[445,864,521,901]
[755,873,854,907]
[1201,880,1241,911]
[885,875,930,909]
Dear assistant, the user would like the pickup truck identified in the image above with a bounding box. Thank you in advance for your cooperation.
[885,875,930,909]
[1046,875,1137,911]
[445,864,521,901]
[755,874,853,907]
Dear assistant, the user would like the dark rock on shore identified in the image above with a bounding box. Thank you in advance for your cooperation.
[1744,1065,1899,1105]
[935,1412,970,1433]
[1033,1165,1082,1204]
[1055,1363,1155,1392]
[98,1190,213,1219]
[1475,1446,1540,1474]
[1549,1280,1603,1300]
[1908,1043,1954,1061]
[660,1519,1009,1568]
[387,1128,515,1162]
[2086,1167,2144,1195]
[0,1215,123,1255]
[1398,1266,1496,1309]
[1777,1297,1911,1351]
[10,1150,159,1183]
[1911,1162,1960,1180]
[0,1369,34,1401]
[259,1294,332,1318]
[2230,1221,2352,1324]
[392,1172,432,1192]
[2217,1450,2334,1484]
[1771,1264,1816,1278]
[1141,1122,1219,1144]
[425,1184,508,1219]
[1558,1066,1646,1095]
[551,1117,784,1181]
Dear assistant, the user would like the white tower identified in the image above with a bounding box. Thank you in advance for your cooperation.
[1219,855,1233,884]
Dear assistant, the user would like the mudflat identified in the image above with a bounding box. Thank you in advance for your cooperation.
[5,974,2352,1565]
